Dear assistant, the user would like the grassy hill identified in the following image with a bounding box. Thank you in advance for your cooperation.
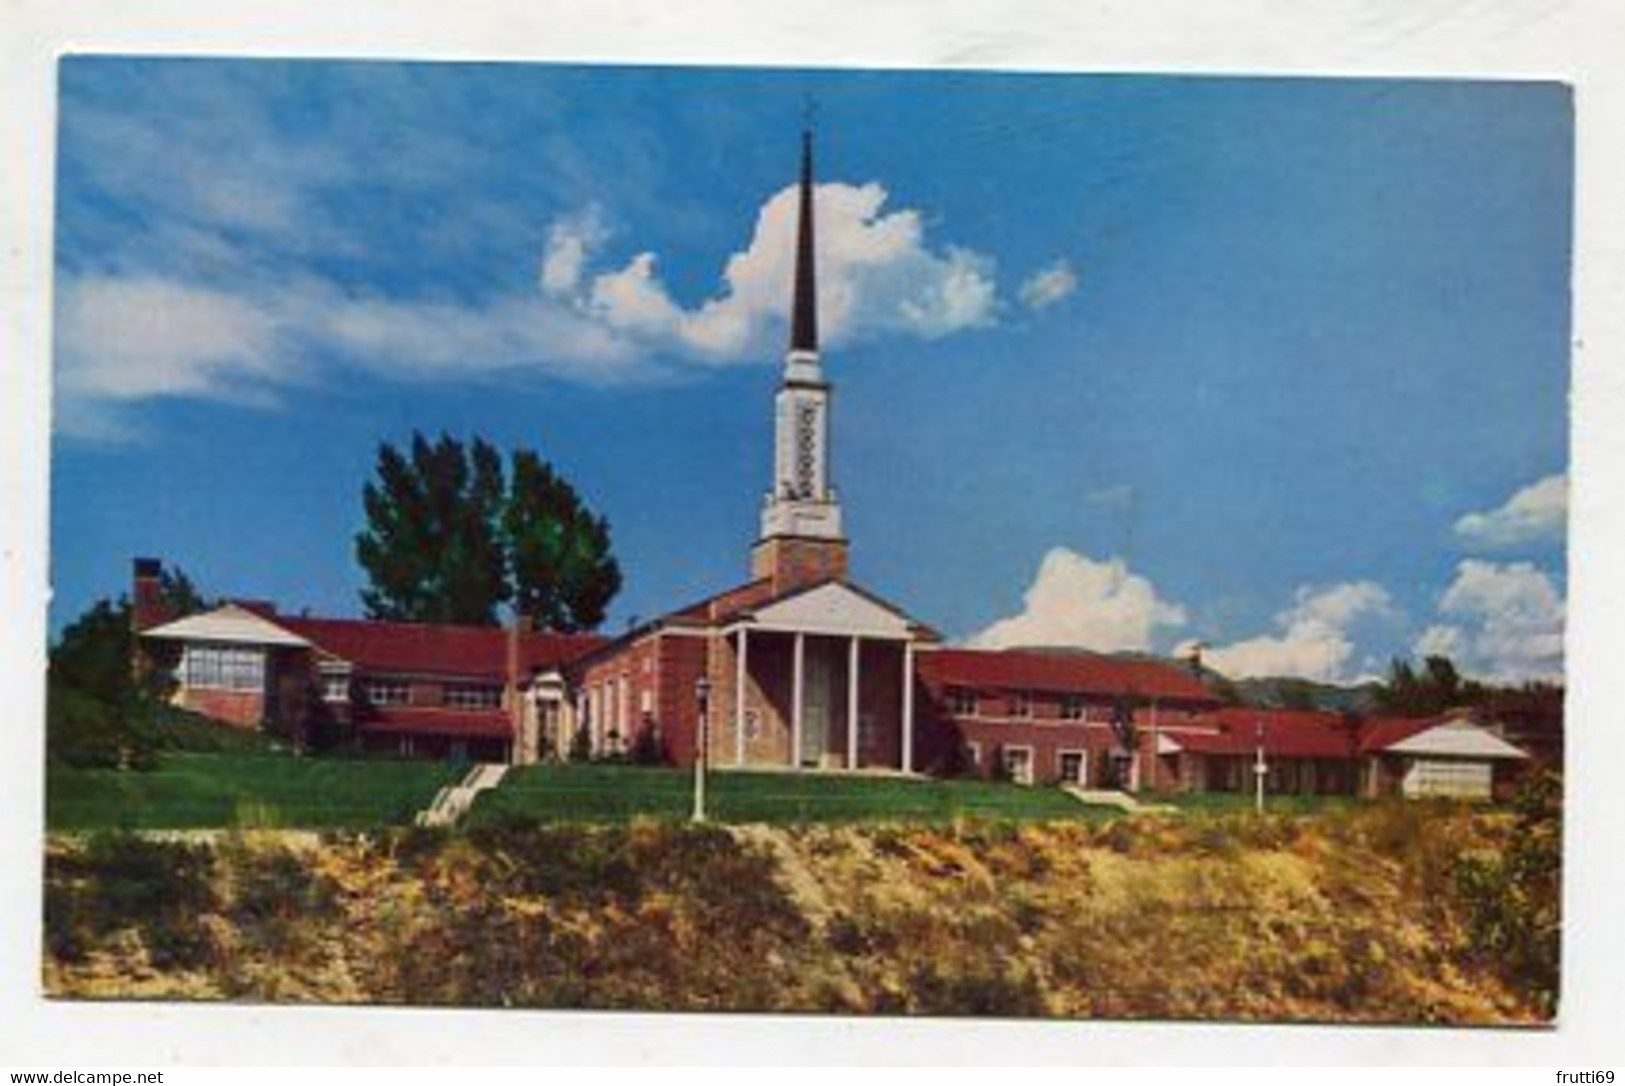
[43,791,1559,1024]
[46,753,461,830]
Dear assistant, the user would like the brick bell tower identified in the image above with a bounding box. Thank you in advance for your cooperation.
[751,126,850,593]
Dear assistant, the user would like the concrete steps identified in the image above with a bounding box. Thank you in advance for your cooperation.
[415,763,509,828]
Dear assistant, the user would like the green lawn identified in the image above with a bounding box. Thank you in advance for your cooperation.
[1158,790,1360,815]
[469,763,1108,826]
[46,752,463,831]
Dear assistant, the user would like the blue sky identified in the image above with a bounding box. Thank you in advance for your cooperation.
[50,59,1572,683]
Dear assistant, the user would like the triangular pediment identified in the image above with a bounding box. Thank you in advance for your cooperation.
[749,581,918,639]
[141,603,311,648]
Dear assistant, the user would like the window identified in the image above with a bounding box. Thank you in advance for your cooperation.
[364,680,409,706]
[948,686,978,717]
[446,684,502,710]
[963,741,981,768]
[1059,750,1087,784]
[1003,746,1034,785]
[1010,690,1033,718]
[321,672,351,702]
[179,644,265,692]
[1060,694,1086,721]
[640,688,654,715]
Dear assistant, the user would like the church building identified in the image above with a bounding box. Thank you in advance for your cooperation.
[564,129,941,773]
[132,130,1538,801]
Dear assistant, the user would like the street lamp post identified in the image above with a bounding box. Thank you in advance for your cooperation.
[693,675,712,823]
[1254,717,1267,815]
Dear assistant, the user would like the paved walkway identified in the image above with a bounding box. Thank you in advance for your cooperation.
[416,763,508,827]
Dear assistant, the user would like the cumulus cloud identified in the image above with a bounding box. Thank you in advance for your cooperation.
[56,178,1011,439]
[970,548,1187,653]
[1454,473,1568,550]
[548,182,1000,360]
[539,208,608,297]
[1018,259,1078,310]
[1203,581,1399,683]
[1415,560,1565,681]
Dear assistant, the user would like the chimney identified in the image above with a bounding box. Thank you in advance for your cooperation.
[506,612,533,714]
[131,557,172,633]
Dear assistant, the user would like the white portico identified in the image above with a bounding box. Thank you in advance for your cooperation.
[716,580,934,773]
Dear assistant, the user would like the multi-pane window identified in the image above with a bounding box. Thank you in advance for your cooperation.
[1060,694,1086,721]
[179,644,265,692]
[364,680,410,706]
[948,686,978,717]
[445,684,502,710]
[321,672,351,702]
[1009,690,1033,718]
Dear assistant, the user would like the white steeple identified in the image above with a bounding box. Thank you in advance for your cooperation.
[760,127,844,545]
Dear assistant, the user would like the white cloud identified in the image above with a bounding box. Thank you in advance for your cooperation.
[57,176,1008,439]
[539,208,608,297]
[1415,559,1565,682]
[970,547,1187,653]
[554,181,1000,360]
[1204,581,1399,682]
[1453,472,1568,550]
[54,272,641,439]
[1018,259,1078,310]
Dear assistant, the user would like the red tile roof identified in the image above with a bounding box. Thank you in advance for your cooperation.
[356,707,515,738]
[275,615,605,680]
[920,648,1219,704]
[1355,715,1443,754]
[1170,709,1446,758]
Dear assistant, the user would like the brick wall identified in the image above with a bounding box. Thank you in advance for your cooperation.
[749,536,849,595]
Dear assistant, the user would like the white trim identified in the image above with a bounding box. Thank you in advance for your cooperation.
[735,627,749,766]
[901,641,915,773]
[722,620,915,642]
[791,631,806,769]
[847,635,860,769]
[1001,744,1036,786]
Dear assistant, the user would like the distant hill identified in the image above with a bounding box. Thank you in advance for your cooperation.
[1001,645,1384,714]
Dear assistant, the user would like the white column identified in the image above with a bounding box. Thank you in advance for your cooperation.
[791,631,806,769]
[734,628,748,766]
[901,641,916,774]
[847,636,861,769]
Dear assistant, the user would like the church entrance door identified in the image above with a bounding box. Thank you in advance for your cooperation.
[801,639,832,767]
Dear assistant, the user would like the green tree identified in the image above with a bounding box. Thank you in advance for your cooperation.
[504,449,622,632]
[47,567,207,768]
[355,433,622,632]
[1375,653,1482,716]
[356,433,511,625]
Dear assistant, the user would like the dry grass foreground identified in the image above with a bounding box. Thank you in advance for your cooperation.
[42,798,1560,1024]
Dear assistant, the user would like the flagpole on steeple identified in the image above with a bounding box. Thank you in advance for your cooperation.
[789,119,819,355]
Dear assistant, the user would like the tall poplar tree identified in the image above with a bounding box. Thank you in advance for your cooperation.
[504,449,622,632]
[354,433,621,631]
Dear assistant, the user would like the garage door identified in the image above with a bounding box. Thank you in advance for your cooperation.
[1402,759,1492,799]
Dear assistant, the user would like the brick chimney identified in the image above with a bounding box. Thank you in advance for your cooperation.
[131,557,172,633]
[507,613,534,763]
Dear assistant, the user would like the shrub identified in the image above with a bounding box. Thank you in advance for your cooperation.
[1449,771,1561,1016]
[46,832,219,971]
[567,725,593,762]
[629,720,669,766]
[46,682,154,770]
[227,844,341,953]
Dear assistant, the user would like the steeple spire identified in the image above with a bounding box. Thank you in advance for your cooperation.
[789,126,819,354]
